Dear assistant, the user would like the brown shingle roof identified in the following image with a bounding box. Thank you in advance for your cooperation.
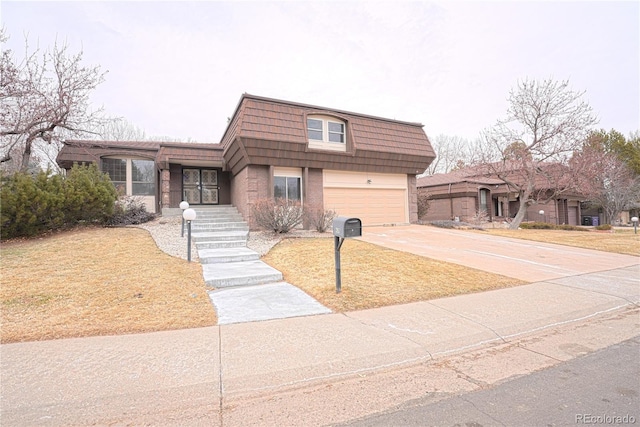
[156,143,223,168]
[57,140,223,169]
[417,170,504,187]
[222,94,433,155]
[221,94,435,175]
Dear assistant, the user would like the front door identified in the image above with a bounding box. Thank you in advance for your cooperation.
[183,168,219,205]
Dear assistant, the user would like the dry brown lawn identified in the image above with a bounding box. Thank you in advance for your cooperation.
[262,238,526,312]
[10,223,626,344]
[479,228,639,256]
[1,227,216,344]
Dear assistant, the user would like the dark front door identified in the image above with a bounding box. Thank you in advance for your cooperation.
[183,168,219,205]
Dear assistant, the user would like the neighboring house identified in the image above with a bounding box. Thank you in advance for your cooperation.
[417,167,585,225]
[57,94,435,228]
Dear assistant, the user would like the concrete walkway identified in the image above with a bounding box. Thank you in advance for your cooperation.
[191,206,331,324]
[1,226,639,426]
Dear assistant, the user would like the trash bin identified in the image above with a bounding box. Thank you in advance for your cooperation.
[582,216,592,226]
[592,216,599,226]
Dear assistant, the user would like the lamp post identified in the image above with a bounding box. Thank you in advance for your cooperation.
[538,209,545,223]
[183,208,197,262]
[180,201,189,237]
[632,216,639,234]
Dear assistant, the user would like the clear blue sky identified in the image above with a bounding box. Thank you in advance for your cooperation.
[2,1,638,143]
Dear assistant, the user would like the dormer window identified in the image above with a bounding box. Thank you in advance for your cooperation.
[307,118,324,140]
[328,122,345,142]
[307,116,346,152]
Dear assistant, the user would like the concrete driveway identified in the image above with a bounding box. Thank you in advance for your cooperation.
[358,225,639,282]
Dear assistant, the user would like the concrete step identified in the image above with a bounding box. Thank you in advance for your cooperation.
[191,222,249,232]
[191,231,249,242]
[191,216,246,224]
[196,240,247,250]
[193,207,241,214]
[203,260,283,287]
[198,247,260,264]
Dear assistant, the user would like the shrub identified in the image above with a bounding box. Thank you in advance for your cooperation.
[107,196,156,226]
[519,221,555,229]
[64,163,118,224]
[471,209,489,226]
[595,223,613,231]
[428,220,484,230]
[304,204,336,232]
[519,222,589,231]
[251,198,303,233]
[0,164,118,240]
[417,192,430,220]
[0,171,66,238]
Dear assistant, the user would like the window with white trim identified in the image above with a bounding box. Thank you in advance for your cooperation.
[307,116,346,152]
[273,167,302,203]
[274,176,301,202]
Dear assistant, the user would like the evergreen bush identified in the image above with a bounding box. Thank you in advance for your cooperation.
[519,222,589,231]
[0,164,118,240]
[64,163,117,223]
[594,223,613,231]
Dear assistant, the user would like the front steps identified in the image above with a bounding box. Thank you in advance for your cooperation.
[191,206,283,288]
[191,205,332,324]
[202,261,283,288]
[198,247,260,264]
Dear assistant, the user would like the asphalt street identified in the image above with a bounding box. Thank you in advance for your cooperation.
[340,336,640,427]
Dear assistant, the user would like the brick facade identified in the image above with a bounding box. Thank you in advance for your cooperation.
[407,175,418,223]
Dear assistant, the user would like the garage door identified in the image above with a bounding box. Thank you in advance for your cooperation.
[323,171,408,226]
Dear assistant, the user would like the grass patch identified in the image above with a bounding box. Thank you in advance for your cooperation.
[479,228,639,256]
[1,227,216,343]
[262,238,526,312]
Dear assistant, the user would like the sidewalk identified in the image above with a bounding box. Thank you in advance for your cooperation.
[2,263,638,426]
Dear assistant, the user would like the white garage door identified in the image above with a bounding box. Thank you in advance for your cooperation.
[323,170,408,226]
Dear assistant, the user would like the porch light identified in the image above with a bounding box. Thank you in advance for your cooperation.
[632,216,638,234]
[183,208,197,262]
[180,201,189,237]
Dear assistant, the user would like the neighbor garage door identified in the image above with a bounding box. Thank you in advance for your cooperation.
[323,170,408,226]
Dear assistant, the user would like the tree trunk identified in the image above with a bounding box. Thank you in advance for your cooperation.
[509,204,528,229]
[20,139,33,172]
[509,189,532,229]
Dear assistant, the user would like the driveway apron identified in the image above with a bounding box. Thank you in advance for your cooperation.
[358,225,639,282]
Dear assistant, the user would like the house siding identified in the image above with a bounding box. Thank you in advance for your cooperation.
[231,165,270,228]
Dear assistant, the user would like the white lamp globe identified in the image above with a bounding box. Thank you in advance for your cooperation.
[538,210,544,215]
[632,216,639,223]
[183,208,197,221]
[179,201,189,210]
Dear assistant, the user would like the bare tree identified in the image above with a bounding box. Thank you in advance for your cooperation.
[88,117,186,143]
[424,134,481,175]
[478,78,598,229]
[573,134,640,225]
[91,117,147,141]
[0,31,107,172]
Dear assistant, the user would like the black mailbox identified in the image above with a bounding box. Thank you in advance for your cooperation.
[333,217,362,238]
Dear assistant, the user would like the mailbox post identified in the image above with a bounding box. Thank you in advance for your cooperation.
[332,217,362,293]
